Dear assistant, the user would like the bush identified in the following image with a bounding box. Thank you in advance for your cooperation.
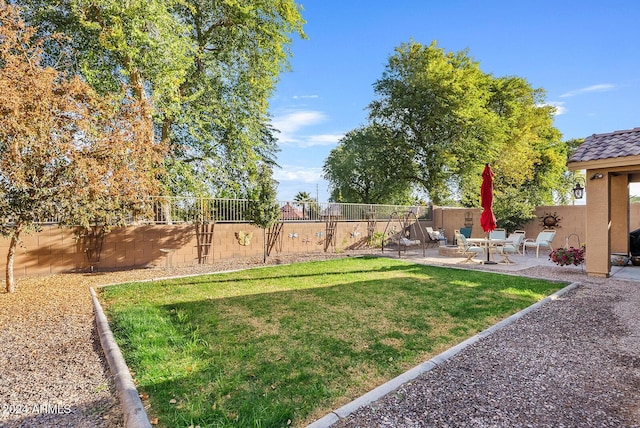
[549,246,585,266]
[368,231,386,248]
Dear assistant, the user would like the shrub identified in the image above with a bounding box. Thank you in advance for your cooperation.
[368,231,386,248]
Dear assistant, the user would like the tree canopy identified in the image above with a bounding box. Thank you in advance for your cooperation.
[16,0,306,197]
[323,40,570,228]
[323,124,415,204]
[0,1,164,291]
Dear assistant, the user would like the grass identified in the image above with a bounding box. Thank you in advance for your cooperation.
[100,256,565,427]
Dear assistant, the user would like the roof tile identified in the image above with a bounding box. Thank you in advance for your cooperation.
[568,127,640,163]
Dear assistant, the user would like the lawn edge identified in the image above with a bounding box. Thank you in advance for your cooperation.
[306,280,580,428]
[90,286,152,428]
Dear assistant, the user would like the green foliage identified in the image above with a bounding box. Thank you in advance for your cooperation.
[0,2,162,291]
[17,0,306,197]
[367,231,386,248]
[323,124,415,204]
[492,189,537,232]
[102,257,563,426]
[369,41,495,205]
[245,165,280,230]
[362,40,568,212]
[293,191,317,220]
[293,191,313,203]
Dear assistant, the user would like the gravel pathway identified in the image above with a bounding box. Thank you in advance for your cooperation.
[1,252,639,427]
[331,267,640,427]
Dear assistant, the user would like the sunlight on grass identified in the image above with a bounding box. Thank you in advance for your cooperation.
[500,286,547,300]
[449,279,482,288]
[100,257,564,427]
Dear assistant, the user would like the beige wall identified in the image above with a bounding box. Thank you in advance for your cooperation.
[0,221,392,279]
[433,205,588,246]
[4,203,640,279]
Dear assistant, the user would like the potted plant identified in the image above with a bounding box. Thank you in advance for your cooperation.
[549,246,585,266]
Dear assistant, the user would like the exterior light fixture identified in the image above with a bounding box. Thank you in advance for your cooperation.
[572,177,585,199]
[590,172,604,180]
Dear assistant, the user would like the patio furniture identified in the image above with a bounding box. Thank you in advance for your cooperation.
[426,227,447,247]
[523,230,556,258]
[459,227,472,238]
[493,232,525,264]
[513,230,526,253]
[455,229,484,263]
[489,228,506,240]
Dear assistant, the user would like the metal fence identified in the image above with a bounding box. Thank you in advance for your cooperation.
[149,197,432,224]
[2,197,432,226]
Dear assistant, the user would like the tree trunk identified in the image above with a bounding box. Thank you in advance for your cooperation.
[263,228,267,263]
[5,234,19,293]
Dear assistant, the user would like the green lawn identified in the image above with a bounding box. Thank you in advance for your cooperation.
[100,256,564,427]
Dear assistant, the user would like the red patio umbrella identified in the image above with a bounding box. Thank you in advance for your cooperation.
[480,163,497,234]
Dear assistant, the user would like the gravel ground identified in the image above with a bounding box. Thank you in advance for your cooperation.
[331,266,640,427]
[1,250,640,427]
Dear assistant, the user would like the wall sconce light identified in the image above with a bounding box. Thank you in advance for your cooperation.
[572,177,585,199]
[590,172,604,180]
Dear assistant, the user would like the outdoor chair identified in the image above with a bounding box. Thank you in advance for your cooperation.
[455,229,484,263]
[489,228,506,240]
[459,227,472,238]
[492,232,525,264]
[523,230,556,258]
[513,230,526,254]
[426,227,447,248]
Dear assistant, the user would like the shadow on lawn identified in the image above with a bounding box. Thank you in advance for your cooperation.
[122,267,563,427]
[151,256,456,288]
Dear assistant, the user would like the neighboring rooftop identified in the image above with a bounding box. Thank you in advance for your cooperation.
[568,127,640,164]
[280,202,304,220]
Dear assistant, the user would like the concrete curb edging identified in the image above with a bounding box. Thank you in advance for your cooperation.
[307,281,580,428]
[90,287,152,428]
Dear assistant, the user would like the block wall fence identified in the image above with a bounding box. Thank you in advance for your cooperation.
[3,204,640,279]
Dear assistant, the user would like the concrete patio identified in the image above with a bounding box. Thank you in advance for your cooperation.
[380,244,640,281]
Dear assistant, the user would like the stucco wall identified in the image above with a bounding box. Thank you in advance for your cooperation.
[4,203,640,279]
[432,205,585,248]
[0,220,394,279]
[432,204,640,251]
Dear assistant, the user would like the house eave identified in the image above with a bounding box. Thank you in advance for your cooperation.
[567,155,640,171]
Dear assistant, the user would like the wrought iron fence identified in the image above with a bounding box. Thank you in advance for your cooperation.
[149,197,432,224]
[3,197,432,225]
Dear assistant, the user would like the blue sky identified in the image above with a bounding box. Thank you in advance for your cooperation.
[269,0,640,202]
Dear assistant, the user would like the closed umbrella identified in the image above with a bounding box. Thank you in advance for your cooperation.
[480,163,497,263]
[480,163,497,233]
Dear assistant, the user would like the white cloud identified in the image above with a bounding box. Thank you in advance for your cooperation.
[544,101,567,116]
[292,95,319,99]
[272,111,326,136]
[271,110,343,147]
[273,165,323,183]
[560,84,616,98]
[298,134,344,148]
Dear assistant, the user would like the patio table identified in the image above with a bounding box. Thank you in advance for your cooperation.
[467,238,509,264]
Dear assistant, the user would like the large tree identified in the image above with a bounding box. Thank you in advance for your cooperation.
[16,0,306,196]
[323,124,415,204]
[367,41,568,226]
[0,1,164,292]
[369,41,498,205]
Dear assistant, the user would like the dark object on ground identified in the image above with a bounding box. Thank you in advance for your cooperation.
[630,228,640,256]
